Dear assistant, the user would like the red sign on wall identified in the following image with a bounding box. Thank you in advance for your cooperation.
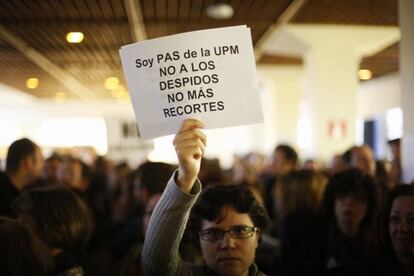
[328,119,347,140]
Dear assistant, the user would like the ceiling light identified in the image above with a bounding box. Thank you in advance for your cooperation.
[358,69,372,80]
[66,32,84,43]
[206,3,234,19]
[104,77,119,90]
[111,85,127,98]
[54,92,66,104]
[26,77,39,89]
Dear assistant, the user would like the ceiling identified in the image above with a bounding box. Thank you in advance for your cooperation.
[0,0,399,100]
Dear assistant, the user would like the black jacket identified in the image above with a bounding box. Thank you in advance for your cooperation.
[0,172,19,217]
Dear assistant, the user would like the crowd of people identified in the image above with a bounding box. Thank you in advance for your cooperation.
[0,120,413,276]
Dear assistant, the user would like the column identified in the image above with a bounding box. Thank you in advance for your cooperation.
[399,0,414,183]
[285,25,399,161]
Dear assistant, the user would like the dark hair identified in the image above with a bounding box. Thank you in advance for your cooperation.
[13,186,94,250]
[134,162,176,196]
[80,160,91,182]
[342,146,356,165]
[275,144,298,165]
[387,138,400,146]
[6,138,38,173]
[320,168,377,229]
[0,217,53,276]
[382,184,414,257]
[190,184,269,240]
[94,155,107,172]
[276,169,327,221]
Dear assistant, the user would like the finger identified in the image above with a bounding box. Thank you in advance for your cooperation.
[173,129,207,147]
[179,118,204,132]
[174,139,206,154]
[177,145,204,160]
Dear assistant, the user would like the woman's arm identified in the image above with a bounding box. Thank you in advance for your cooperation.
[142,119,206,275]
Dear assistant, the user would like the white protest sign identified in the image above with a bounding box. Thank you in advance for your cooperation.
[120,25,263,139]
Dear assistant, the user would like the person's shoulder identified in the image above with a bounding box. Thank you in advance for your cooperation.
[0,171,11,185]
[0,172,19,200]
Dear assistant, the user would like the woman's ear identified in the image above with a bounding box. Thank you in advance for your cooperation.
[255,233,261,248]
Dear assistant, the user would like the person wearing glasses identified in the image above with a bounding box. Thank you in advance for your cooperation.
[142,119,269,276]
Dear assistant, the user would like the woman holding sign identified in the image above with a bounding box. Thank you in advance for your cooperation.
[142,119,268,276]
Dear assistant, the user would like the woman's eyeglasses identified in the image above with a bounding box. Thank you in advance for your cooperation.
[199,225,259,241]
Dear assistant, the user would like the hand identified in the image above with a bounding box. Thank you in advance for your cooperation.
[173,119,207,192]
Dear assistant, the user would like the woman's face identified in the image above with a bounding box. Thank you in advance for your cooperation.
[389,195,414,258]
[334,193,367,231]
[199,206,258,276]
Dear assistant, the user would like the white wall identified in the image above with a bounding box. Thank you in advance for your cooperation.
[359,72,401,119]
[357,73,401,159]
[256,65,303,148]
[400,0,414,182]
[0,84,39,147]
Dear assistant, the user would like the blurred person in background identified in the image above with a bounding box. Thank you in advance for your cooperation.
[273,169,327,275]
[132,161,176,221]
[245,152,267,178]
[274,169,327,229]
[58,156,109,257]
[231,155,263,198]
[350,145,391,210]
[271,145,299,176]
[262,144,298,221]
[88,155,114,218]
[343,184,414,276]
[87,156,113,243]
[97,161,177,274]
[302,159,321,171]
[59,156,91,192]
[13,186,94,276]
[328,153,350,176]
[0,138,44,217]
[0,217,53,276]
[388,138,401,188]
[294,168,379,275]
[350,145,376,177]
[115,193,163,276]
[42,154,62,186]
[199,157,227,187]
[110,162,133,224]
